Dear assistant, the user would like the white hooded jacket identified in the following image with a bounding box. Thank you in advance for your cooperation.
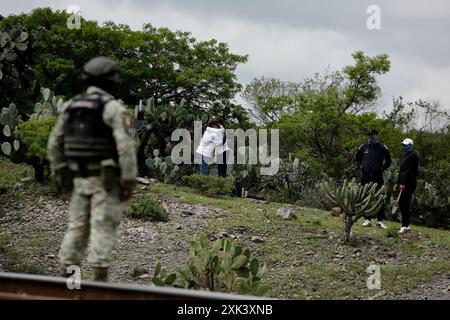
[196,126,229,159]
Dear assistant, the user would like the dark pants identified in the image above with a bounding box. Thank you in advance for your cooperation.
[399,185,415,227]
[217,151,227,177]
[361,176,385,221]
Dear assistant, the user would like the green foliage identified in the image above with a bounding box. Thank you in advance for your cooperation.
[414,161,450,229]
[29,87,63,120]
[152,262,177,286]
[0,22,41,109]
[320,178,386,243]
[124,194,169,222]
[181,174,235,196]
[235,257,270,296]
[0,103,21,130]
[178,234,269,296]
[241,76,301,125]
[135,98,196,176]
[145,149,181,183]
[245,52,392,178]
[1,8,248,121]
[16,117,55,161]
[1,87,61,182]
[1,103,22,156]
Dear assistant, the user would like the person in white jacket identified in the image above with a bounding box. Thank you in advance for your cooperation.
[196,118,229,175]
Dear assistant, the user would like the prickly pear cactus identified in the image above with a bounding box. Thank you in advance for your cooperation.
[0,27,30,81]
[1,88,61,157]
[320,178,386,243]
[178,234,269,295]
[1,103,21,156]
[30,87,63,120]
[151,262,177,287]
[145,149,180,183]
[134,97,199,175]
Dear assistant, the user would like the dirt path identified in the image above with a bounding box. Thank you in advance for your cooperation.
[1,184,449,300]
[0,185,222,285]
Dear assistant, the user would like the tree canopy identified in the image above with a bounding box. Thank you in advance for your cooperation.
[0,8,248,120]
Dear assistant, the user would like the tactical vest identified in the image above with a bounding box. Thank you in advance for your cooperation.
[63,93,118,161]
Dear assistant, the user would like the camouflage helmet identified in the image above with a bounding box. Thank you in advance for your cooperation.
[83,56,121,83]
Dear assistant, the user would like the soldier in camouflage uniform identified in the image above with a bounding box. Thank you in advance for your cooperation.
[47,57,137,281]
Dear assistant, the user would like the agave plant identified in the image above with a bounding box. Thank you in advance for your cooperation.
[320,178,386,244]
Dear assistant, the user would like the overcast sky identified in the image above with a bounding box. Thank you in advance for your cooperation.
[2,0,450,112]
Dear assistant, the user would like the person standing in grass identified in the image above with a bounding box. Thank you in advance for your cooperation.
[394,138,419,234]
[356,129,392,229]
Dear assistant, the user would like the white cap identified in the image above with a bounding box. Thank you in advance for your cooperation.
[401,138,414,145]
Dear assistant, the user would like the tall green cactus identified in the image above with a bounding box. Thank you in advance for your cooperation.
[320,178,386,243]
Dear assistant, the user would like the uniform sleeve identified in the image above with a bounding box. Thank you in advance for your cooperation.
[382,145,392,171]
[47,104,69,174]
[103,101,138,189]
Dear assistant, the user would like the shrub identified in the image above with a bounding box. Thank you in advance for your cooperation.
[181,174,235,196]
[16,117,56,162]
[414,160,450,229]
[124,195,169,222]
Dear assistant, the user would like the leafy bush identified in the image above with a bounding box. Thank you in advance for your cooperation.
[181,174,235,196]
[16,117,56,161]
[124,195,169,222]
[414,160,450,229]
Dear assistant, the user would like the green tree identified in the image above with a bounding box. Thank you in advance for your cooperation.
[0,8,248,121]
[272,51,392,177]
[241,77,301,125]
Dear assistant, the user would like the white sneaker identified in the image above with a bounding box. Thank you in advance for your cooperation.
[399,226,410,234]
[362,219,372,227]
[376,221,387,229]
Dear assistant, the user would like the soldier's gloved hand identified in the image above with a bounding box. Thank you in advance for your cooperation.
[393,184,398,192]
[120,187,133,202]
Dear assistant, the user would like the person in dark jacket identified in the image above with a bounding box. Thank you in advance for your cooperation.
[216,116,228,177]
[394,138,419,234]
[356,129,392,229]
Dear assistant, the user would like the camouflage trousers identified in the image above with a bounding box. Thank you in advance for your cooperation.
[59,176,123,268]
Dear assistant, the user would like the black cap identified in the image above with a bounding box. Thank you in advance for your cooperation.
[367,129,378,136]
